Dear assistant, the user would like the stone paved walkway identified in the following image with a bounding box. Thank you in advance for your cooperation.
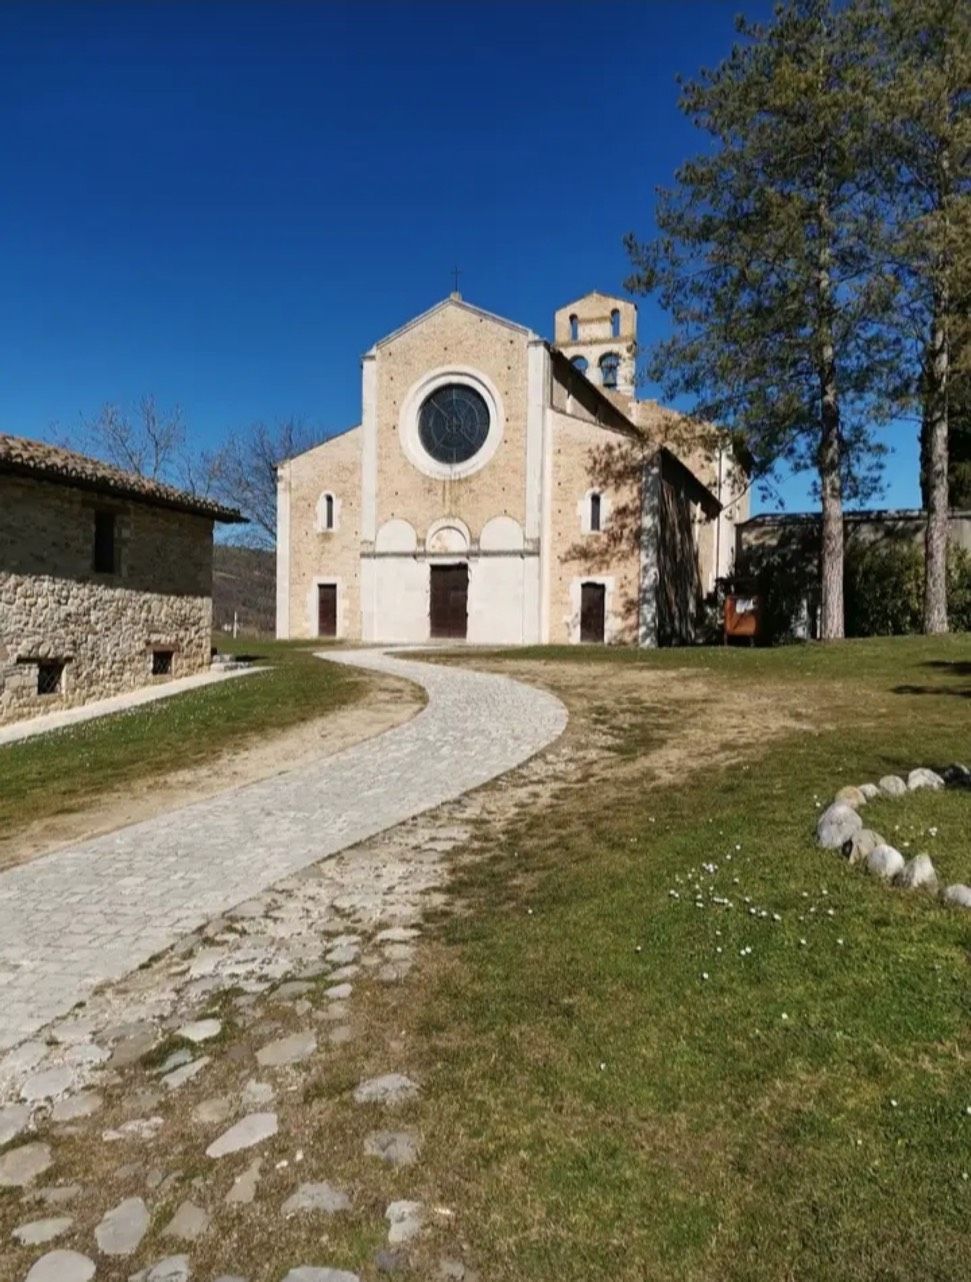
[0,650,567,1052]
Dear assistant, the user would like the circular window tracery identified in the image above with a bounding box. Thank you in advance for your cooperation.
[417,384,491,465]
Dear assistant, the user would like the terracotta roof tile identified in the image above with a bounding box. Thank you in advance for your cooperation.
[0,434,245,522]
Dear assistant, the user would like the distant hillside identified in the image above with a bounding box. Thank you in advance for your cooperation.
[213,543,275,636]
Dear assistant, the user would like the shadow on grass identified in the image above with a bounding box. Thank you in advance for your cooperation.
[892,658,971,699]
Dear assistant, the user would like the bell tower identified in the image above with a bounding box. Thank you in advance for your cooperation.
[553,292,637,398]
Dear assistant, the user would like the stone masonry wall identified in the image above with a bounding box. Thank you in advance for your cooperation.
[374,302,531,538]
[284,426,363,640]
[548,411,642,644]
[0,474,214,725]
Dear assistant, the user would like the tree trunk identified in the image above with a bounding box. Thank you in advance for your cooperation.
[816,193,844,641]
[922,293,949,633]
[818,375,845,640]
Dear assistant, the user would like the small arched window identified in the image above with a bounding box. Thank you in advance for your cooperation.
[569,313,578,342]
[610,308,620,338]
[571,355,588,374]
[600,351,620,389]
[316,491,338,532]
[590,492,602,532]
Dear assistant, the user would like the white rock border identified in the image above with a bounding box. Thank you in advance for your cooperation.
[814,762,971,909]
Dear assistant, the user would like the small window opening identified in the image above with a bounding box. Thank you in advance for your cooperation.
[152,649,173,676]
[610,308,621,338]
[37,660,65,696]
[325,494,334,530]
[569,313,578,342]
[600,351,620,389]
[590,493,602,532]
[93,510,116,573]
[571,355,588,374]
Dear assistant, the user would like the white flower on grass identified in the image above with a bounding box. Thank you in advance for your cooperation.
[772,913,782,922]
[799,938,807,947]
[635,945,642,953]
[716,947,722,954]
[890,1099,898,1108]
[701,972,709,981]
[781,1013,788,1021]
[599,1062,607,1071]
[837,937,844,946]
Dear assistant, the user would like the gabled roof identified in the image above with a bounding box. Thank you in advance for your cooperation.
[0,434,246,523]
[556,289,637,314]
[369,294,537,352]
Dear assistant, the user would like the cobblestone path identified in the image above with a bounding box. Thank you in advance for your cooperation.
[0,650,566,1051]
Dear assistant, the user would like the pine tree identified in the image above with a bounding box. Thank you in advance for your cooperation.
[626,0,901,639]
[870,0,970,631]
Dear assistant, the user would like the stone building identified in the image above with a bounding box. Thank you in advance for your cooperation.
[0,435,244,725]
[276,291,748,647]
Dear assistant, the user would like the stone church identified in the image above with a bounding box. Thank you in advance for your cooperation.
[276,291,747,646]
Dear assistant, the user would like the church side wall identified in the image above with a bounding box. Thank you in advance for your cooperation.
[547,411,642,644]
[284,428,362,640]
[627,398,748,587]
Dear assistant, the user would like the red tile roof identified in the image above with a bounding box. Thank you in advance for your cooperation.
[0,434,245,522]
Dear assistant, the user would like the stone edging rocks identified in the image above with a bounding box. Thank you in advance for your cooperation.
[815,764,971,909]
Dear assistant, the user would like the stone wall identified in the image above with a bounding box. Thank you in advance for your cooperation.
[373,301,531,537]
[0,473,214,725]
[626,397,748,588]
[547,410,642,644]
[279,427,362,640]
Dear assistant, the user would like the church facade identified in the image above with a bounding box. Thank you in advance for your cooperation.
[276,291,747,647]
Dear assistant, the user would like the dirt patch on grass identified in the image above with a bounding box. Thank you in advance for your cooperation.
[453,657,820,791]
[0,672,422,870]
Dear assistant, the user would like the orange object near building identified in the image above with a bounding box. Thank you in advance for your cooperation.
[724,594,761,643]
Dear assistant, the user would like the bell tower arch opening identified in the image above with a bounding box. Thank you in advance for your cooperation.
[552,292,637,397]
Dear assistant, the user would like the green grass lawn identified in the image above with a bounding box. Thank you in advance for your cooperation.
[403,635,971,1281]
[0,636,362,854]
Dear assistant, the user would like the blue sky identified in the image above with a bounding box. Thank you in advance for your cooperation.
[0,0,920,513]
